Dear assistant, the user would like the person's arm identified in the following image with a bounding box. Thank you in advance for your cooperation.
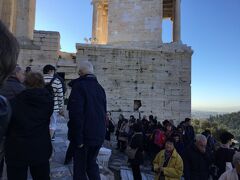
[163,154,183,178]
[153,151,162,172]
[68,83,85,146]
[53,79,64,111]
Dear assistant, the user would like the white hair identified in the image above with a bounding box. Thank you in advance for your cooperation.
[233,152,240,166]
[195,134,207,143]
[78,61,94,75]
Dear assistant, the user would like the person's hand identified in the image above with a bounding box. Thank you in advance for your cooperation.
[59,109,64,116]
[154,166,161,173]
[78,144,84,148]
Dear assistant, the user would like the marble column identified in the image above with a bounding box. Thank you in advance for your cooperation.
[92,1,98,43]
[0,0,16,32]
[173,0,181,43]
[101,5,108,44]
[15,0,36,40]
[0,0,3,19]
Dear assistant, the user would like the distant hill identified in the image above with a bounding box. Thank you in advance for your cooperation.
[191,110,240,141]
[208,111,240,140]
[191,110,224,119]
[208,111,240,129]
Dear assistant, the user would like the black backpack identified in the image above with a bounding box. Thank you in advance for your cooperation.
[45,77,56,98]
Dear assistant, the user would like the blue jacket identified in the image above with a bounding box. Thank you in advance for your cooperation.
[67,74,106,146]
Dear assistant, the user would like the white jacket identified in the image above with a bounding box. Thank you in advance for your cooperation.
[219,168,239,180]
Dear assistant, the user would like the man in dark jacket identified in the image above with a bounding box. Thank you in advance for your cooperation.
[0,20,19,177]
[67,61,106,180]
[183,118,195,147]
[184,134,212,180]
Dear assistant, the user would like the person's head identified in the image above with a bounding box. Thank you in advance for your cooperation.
[43,64,55,75]
[107,111,111,116]
[233,152,240,173]
[165,138,175,152]
[219,131,235,145]
[185,118,192,125]
[24,72,45,89]
[202,129,211,138]
[195,134,207,153]
[132,123,142,133]
[0,21,19,87]
[166,124,172,131]
[130,115,135,120]
[78,61,94,76]
[173,133,181,143]
[177,126,183,134]
[163,119,170,127]
[149,115,154,121]
[11,65,25,83]
[25,66,31,73]
[119,114,124,120]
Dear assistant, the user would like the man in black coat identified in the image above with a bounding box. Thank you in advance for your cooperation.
[67,61,106,180]
[184,134,212,180]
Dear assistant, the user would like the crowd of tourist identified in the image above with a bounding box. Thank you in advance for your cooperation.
[106,113,240,180]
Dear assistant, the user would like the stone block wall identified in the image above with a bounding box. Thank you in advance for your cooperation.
[76,43,192,123]
[108,0,163,47]
[18,30,61,71]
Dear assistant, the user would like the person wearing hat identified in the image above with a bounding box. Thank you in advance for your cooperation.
[153,137,183,180]
[214,131,236,178]
[219,152,240,180]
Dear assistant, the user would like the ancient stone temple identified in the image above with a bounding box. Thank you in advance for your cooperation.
[0,0,193,122]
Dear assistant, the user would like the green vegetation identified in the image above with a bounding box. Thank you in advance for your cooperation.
[192,111,240,141]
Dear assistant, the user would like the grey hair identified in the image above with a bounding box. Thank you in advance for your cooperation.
[195,134,207,143]
[233,152,240,166]
[11,65,22,75]
[78,61,94,75]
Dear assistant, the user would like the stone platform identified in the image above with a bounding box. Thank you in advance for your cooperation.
[1,116,154,180]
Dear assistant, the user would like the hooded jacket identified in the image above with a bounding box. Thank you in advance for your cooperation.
[5,88,53,165]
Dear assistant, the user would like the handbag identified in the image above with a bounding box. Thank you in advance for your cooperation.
[125,145,138,159]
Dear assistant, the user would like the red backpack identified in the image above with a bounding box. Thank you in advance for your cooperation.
[153,129,166,148]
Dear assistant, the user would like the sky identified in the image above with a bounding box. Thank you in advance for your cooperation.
[35,0,240,112]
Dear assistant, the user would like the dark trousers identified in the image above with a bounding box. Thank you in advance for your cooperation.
[131,163,142,180]
[64,142,74,164]
[7,161,50,180]
[73,145,101,180]
[0,158,4,177]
